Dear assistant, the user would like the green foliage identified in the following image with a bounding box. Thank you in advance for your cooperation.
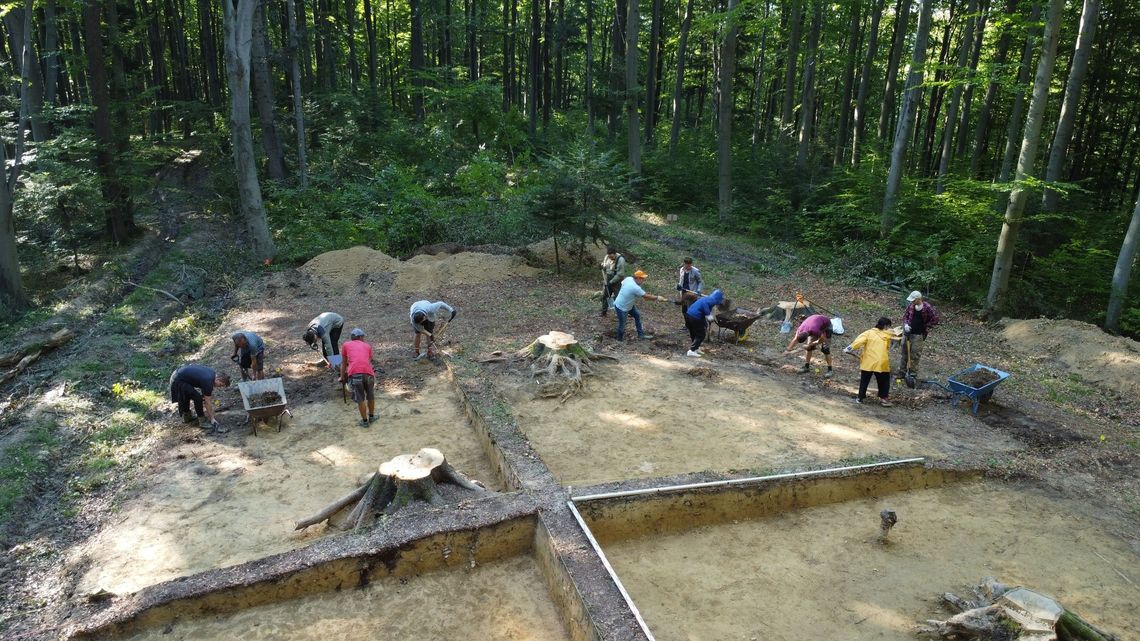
[0,418,58,520]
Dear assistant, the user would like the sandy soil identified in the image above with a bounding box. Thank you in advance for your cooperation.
[68,371,498,596]
[605,480,1140,641]
[497,355,1022,486]
[299,245,540,293]
[1001,318,1140,398]
[122,555,569,641]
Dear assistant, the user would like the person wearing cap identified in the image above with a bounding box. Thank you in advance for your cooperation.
[783,313,834,377]
[169,365,231,431]
[302,312,345,364]
[676,257,704,316]
[339,328,379,427]
[899,291,940,379]
[410,300,456,360]
[683,289,726,357]
[844,317,901,406]
[230,330,266,380]
[600,247,627,317]
[613,270,668,341]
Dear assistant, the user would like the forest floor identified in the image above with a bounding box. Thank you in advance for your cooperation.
[0,207,1138,639]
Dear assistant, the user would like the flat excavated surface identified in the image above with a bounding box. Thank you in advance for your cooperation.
[602,480,1139,641]
[70,372,498,595]
[501,356,1021,485]
[122,555,570,641]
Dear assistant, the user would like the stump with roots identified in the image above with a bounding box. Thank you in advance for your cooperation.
[292,448,487,532]
[483,332,616,402]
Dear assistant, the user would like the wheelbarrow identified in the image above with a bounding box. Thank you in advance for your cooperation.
[237,377,292,435]
[713,308,763,343]
[924,364,1010,415]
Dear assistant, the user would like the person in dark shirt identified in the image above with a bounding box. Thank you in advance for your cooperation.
[169,365,231,431]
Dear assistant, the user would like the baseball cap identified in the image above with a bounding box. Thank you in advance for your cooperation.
[634,270,648,279]
[907,291,923,302]
[350,327,365,337]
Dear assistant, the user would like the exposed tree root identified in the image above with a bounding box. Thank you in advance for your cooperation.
[517,332,616,402]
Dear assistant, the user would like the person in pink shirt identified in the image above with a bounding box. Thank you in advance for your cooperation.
[338,327,378,428]
[784,313,834,376]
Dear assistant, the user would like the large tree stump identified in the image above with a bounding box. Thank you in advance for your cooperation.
[481,332,616,403]
[293,448,487,532]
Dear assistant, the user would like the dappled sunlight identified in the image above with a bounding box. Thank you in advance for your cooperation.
[596,410,660,433]
[309,444,361,468]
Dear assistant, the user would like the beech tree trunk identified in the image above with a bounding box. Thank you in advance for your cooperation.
[252,3,288,182]
[411,0,426,120]
[780,0,803,126]
[3,6,47,142]
[717,0,740,220]
[834,2,861,167]
[970,0,1016,176]
[223,0,276,261]
[0,134,27,309]
[644,0,663,144]
[286,0,309,188]
[1106,192,1140,333]
[1042,0,1098,212]
[881,0,934,236]
[998,3,1041,188]
[878,0,913,142]
[625,0,640,174]
[795,1,822,173]
[851,0,884,164]
[935,0,978,194]
[984,0,1064,319]
[668,0,695,153]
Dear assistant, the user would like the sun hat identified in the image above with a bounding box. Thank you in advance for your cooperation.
[350,327,365,337]
[906,290,923,302]
[634,270,648,279]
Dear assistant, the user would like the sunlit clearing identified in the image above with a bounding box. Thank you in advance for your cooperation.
[311,445,360,467]
[815,422,874,443]
[597,410,659,432]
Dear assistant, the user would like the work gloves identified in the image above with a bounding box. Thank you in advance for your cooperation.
[903,324,912,334]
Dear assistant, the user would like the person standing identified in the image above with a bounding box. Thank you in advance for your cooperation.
[169,365,231,432]
[899,291,940,379]
[676,257,704,315]
[339,328,379,427]
[230,330,266,380]
[410,300,456,360]
[784,313,834,377]
[844,317,900,406]
[683,289,725,357]
[303,312,345,364]
[600,247,627,317]
[613,270,668,341]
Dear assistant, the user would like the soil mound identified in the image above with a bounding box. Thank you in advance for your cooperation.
[301,245,542,292]
[392,252,541,292]
[300,246,398,289]
[1000,318,1140,397]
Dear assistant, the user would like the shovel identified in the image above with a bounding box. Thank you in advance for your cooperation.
[903,337,917,389]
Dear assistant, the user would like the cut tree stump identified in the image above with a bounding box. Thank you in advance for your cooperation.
[293,448,487,532]
[483,332,616,403]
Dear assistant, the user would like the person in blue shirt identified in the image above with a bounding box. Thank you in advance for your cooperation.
[169,365,231,431]
[683,289,726,357]
[230,330,266,380]
[613,270,668,341]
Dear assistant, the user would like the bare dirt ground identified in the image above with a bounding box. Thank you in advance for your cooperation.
[2,212,1139,639]
[120,554,569,641]
[605,479,1139,641]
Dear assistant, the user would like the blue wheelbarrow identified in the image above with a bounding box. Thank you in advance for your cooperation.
[924,364,1010,415]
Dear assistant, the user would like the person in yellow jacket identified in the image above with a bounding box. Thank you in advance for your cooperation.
[843,317,901,406]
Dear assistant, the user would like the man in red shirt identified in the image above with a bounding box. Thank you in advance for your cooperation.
[339,328,378,428]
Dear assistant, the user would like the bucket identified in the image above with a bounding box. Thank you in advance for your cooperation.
[830,317,845,335]
[779,320,792,334]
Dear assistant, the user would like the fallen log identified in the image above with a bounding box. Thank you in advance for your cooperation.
[0,328,76,368]
[293,448,487,532]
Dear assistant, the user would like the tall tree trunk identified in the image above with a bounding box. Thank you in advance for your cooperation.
[955,2,986,157]
[1106,192,1140,333]
[142,0,167,136]
[834,1,861,166]
[67,19,90,103]
[717,0,740,219]
[644,0,663,144]
[4,7,48,142]
[411,0,425,119]
[750,1,771,148]
[852,0,884,164]
[364,0,378,93]
[86,0,133,243]
[970,0,1016,176]
[1042,0,1098,212]
[779,0,803,126]
[877,0,913,142]
[881,0,934,235]
[223,0,276,261]
[0,0,32,309]
[920,9,955,177]
[936,0,978,193]
[795,1,822,172]
[528,0,540,136]
[346,0,360,91]
[669,0,695,153]
[585,0,594,132]
[286,0,309,188]
[608,0,627,142]
[252,2,287,182]
[199,0,221,106]
[43,0,61,108]
[984,0,1063,319]
[625,0,640,174]
[553,0,563,106]
[543,0,552,125]
[503,0,513,108]
[998,3,1041,187]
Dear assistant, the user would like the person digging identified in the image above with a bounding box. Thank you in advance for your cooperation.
[339,328,379,428]
[169,365,231,433]
[683,289,726,357]
[844,317,901,406]
[600,246,627,317]
[784,313,834,377]
[302,312,344,368]
[410,300,456,360]
[613,270,668,342]
[230,330,266,381]
[676,257,704,316]
[899,290,940,384]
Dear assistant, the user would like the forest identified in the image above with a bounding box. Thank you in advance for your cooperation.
[1,0,1139,334]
